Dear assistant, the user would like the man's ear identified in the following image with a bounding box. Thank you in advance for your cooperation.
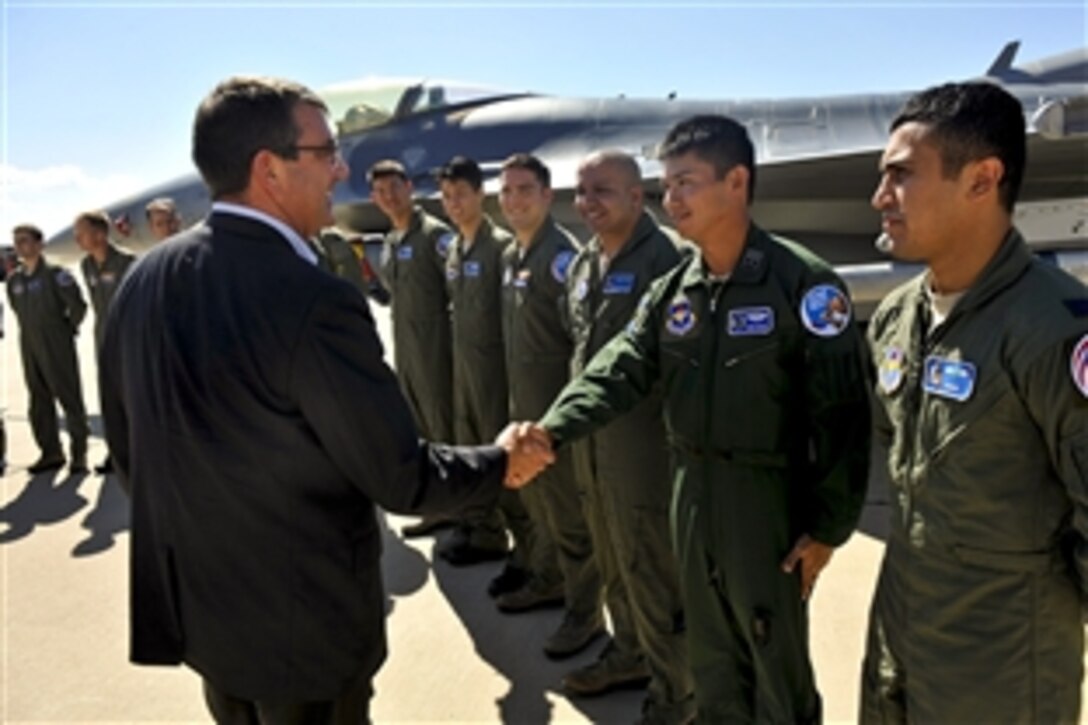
[966,157,1004,200]
[251,149,283,196]
[727,165,750,196]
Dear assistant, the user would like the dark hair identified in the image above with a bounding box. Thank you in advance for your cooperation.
[437,156,483,191]
[367,159,409,183]
[659,115,756,201]
[192,76,327,198]
[12,224,43,242]
[75,210,111,234]
[892,82,1025,212]
[501,153,551,188]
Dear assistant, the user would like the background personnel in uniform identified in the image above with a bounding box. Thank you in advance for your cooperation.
[498,153,604,659]
[369,159,457,538]
[145,197,182,241]
[518,116,871,722]
[98,75,552,724]
[559,150,694,723]
[437,156,530,573]
[7,224,91,474]
[74,209,137,474]
[862,82,1087,723]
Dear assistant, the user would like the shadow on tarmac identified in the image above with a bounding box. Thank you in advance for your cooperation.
[427,534,645,725]
[0,469,89,543]
[72,474,130,557]
[378,510,431,617]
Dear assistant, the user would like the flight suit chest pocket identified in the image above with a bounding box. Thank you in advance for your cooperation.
[924,361,1016,461]
[717,337,791,452]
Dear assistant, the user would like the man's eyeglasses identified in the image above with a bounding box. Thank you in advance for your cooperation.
[280,140,341,162]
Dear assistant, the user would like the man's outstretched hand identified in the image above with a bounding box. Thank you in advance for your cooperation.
[495,422,555,488]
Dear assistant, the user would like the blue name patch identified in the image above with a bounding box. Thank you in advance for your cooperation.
[923,356,977,402]
[397,245,413,261]
[463,260,481,278]
[602,272,636,295]
[727,306,774,336]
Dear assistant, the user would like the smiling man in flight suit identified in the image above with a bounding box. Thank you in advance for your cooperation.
[514,116,871,722]
[861,81,1087,724]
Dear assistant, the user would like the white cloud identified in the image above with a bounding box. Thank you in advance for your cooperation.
[0,163,147,239]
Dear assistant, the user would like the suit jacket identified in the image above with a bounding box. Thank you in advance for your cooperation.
[99,211,504,701]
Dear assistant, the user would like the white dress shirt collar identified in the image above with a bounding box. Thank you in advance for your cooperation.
[211,201,318,266]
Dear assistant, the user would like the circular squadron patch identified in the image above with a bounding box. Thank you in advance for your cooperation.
[436,232,455,258]
[551,250,575,283]
[1072,333,1088,398]
[665,295,696,336]
[56,269,76,287]
[879,346,905,394]
[800,284,851,337]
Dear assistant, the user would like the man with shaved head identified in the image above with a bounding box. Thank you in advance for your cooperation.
[559,150,694,721]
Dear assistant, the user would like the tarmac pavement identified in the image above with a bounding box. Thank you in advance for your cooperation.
[0,291,1083,724]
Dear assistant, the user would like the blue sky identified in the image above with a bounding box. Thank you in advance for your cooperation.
[1,1,1084,235]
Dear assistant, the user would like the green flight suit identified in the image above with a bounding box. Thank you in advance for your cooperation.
[564,211,693,713]
[447,216,529,552]
[380,207,455,440]
[81,244,136,351]
[315,232,368,295]
[7,258,91,464]
[539,224,870,723]
[861,230,1087,724]
[502,216,600,616]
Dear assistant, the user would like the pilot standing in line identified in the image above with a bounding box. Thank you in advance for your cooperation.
[145,197,182,241]
[520,116,871,722]
[862,82,1087,723]
[497,153,604,659]
[437,156,531,575]
[368,159,457,538]
[314,228,369,296]
[74,210,137,474]
[7,224,91,474]
[558,150,694,722]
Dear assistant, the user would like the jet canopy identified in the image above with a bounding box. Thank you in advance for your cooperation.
[318,77,518,135]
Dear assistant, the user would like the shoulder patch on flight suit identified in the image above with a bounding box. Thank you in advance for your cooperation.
[436,232,455,258]
[55,269,76,287]
[878,346,905,394]
[551,250,575,283]
[1072,333,1088,398]
[1063,299,1088,318]
[9,281,24,296]
[665,294,696,336]
[800,284,851,337]
[602,272,635,295]
[463,260,481,278]
[727,306,774,336]
[923,355,977,402]
[396,245,413,261]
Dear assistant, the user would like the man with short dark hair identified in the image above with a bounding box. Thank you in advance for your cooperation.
[74,209,136,474]
[516,116,871,721]
[497,153,605,659]
[145,197,181,241]
[368,159,457,539]
[437,156,528,571]
[861,82,1087,723]
[99,75,551,723]
[558,150,693,721]
[8,223,90,474]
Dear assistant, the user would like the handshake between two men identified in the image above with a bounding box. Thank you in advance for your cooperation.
[495,422,555,488]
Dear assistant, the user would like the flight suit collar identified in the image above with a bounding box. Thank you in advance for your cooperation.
[587,211,661,267]
[520,215,559,265]
[679,222,770,292]
[941,227,1031,318]
[470,215,498,247]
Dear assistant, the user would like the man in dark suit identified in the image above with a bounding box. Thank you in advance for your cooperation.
[99,75,551,725]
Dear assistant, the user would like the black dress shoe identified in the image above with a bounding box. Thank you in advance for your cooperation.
[28,456,65,474]
[487,563,528,597]
[94,457,113,474]
[401,514,456,538]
